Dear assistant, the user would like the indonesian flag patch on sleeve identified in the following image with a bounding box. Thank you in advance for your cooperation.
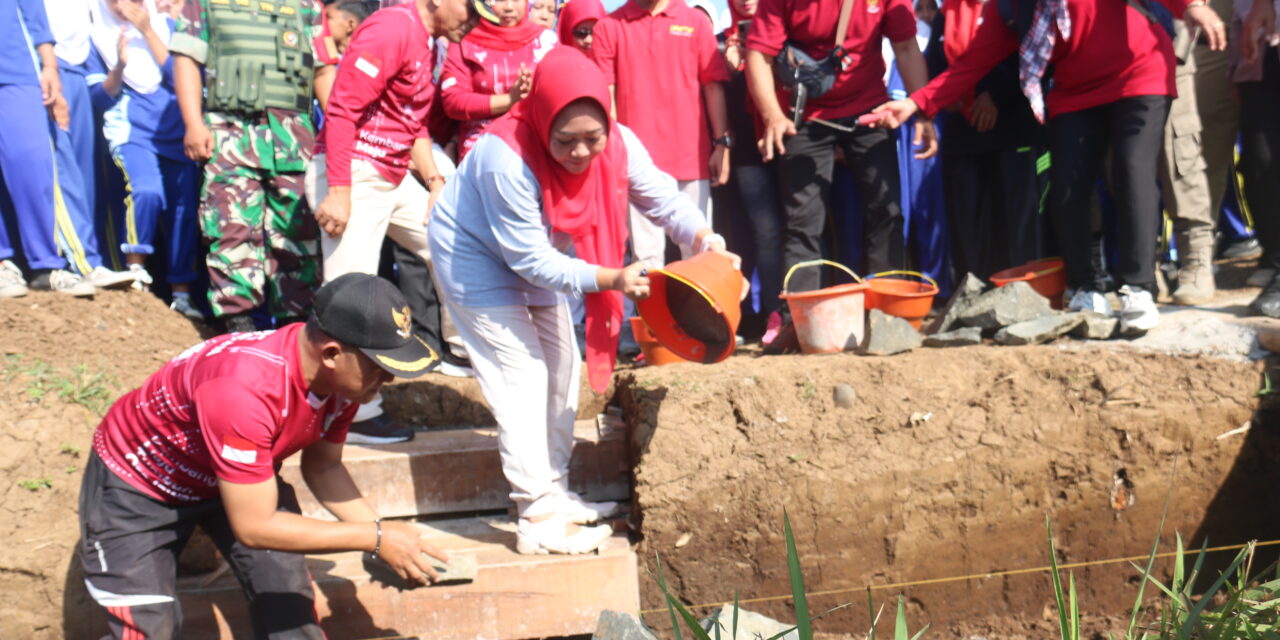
[355,53,381,79]
[221,436,258,464]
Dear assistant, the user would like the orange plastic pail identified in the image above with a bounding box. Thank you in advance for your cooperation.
[778,260,869,354]
[990,258,1066,309]
[635,251,744,364]
[864,271,939,330]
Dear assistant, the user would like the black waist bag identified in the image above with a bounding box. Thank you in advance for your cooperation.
[774,43,842,99]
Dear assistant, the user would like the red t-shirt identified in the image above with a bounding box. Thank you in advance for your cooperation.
[325,3,437,187]
[440,30,558,159]
[92,325,356,504]
[592,0,730,181]
[911,0,1184,120]
[746,0,918,121]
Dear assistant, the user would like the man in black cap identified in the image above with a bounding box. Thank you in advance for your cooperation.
[77,273,443,639]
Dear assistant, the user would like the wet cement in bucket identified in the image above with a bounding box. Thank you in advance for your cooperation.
[663,276,730,363]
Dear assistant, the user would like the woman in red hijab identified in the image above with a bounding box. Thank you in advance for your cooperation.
[556,0,605,51]
[440,0,559,159]
[430,47,736,555]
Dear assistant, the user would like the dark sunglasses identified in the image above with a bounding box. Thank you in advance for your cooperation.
[572,26,593,39]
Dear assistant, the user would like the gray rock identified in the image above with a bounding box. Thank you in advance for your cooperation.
[430,553,478,585]
[860,309,923,356]
[995,313,1086,346]
[594,610,659,640]
[957,281,1055,330]
[1070,311,1118,340]
[923,326,983,348]
[701,605,799,640]
[925,272,987,335]
[833,383,856,408]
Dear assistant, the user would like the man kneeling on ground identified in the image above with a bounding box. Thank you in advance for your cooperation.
[78,273,443,639]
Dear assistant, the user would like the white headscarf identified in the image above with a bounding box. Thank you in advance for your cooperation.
[89,0,171,94]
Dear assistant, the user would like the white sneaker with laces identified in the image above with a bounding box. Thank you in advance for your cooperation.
[41,269,95,297]
[516,514,613,555]
[553,492,622,524]
[1118,285,1159,334]
[1067,288,1110,315]
[88,266,138,290]
[0,260,28,298]
[170,294,205,321]
[128,264,154,291]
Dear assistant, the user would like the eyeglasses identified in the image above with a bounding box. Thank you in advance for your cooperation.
[573,27,593,38]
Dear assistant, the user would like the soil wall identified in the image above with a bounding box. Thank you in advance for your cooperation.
[619,346,1280,638]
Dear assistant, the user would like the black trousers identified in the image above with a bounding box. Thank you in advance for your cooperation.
[776,119,906,292]
[734,162,786,315]
[1047,95,1171,291]
[78,453,323,640]
[943,147,1046,280]
[391,241,445,355]
[1240,53,1280,270]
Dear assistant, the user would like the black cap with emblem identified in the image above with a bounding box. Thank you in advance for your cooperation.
[311,273,440,378]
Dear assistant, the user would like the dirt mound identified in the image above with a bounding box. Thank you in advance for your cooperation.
[0,291,208,639]
[619,346,1278,637]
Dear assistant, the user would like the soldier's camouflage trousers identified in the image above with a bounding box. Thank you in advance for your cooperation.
[200,127,320,319]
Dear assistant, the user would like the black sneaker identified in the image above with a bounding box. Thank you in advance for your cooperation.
[222,313,257,334]
[1221,237,1263,260]
[1250,272,1280,318]
[346,414,414,445]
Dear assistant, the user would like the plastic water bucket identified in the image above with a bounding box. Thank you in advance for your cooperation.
[630,317,690,366]
[864,271,939,330]
[990,258,1066,309]
[778,260,868,354]
[635,251,744,364]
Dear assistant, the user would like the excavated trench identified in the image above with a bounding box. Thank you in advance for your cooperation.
[615,345,1280,638]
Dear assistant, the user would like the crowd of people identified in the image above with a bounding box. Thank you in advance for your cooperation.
[2,0,1278,635]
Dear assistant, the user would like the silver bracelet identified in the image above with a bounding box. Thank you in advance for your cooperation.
[371,518,383,559]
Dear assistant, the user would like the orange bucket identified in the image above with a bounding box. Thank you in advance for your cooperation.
[635,251,744,364]
[630,317,690,366]
[990,258,1066,310]
[779,260,869,354]
[864,271,939,330]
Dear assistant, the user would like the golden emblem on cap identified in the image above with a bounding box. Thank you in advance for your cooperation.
[392,306,412,339]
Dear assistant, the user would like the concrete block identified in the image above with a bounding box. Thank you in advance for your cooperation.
[995,313,1086,346]
[833,383,856,408]
[923,326,983,348]
[701,605,798,640]
[594,610,659,640]
[861,309,923,356]
[1070,311,1118,340]
[925,272,987,335]
[958,281,1054,330]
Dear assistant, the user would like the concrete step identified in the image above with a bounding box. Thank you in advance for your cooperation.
[280,417,630,520]
[177,516,640,639]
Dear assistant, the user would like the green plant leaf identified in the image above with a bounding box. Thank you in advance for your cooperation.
[895,596,908,640]
[1046,516,1072,640]
[783,509,812,640]
[652,554,685,640]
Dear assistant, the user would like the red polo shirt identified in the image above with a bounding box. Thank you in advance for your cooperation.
[911,0,1183,120]
[747,0,917,122]
[592,0,730,181]
[325,3,437,187]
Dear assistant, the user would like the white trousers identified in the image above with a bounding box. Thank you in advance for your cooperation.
[442,297,580,517]
[628,178,711,269]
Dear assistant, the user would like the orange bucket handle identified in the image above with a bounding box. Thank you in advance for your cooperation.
[782,259,864,295]
[868,270,939,290]
[1026,257,1064,277]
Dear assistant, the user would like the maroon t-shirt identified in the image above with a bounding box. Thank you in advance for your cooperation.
[93,325,356,504]
[747,0,918,121]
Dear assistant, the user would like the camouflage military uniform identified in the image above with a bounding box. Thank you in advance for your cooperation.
[171,0,322,320]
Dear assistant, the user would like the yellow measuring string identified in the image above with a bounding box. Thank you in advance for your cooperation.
[637,539,1280,615]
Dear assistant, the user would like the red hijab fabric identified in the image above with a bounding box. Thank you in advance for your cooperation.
[465,8,547,51]
[486,47,630,393]
[556,0,606,47]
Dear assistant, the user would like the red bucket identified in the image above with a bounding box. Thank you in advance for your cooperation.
[864,271,938,330]
[990,258,1066,309]
[630,317,690,366]
[779,260,869,354]
[635,251,744,364]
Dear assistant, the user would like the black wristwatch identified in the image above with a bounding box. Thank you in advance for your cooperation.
[712,134,735,149]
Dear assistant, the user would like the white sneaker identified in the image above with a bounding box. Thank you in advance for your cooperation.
[516,515,613,555]
[1118,285,1159,335]
[88,265,137,290]
[128,264,153,291]
[34,269,95,297]
[1067,288,1111,315]
[552,492,622,524]
[169,294,205,321]
[0,260,28,298]
[1248,268,1276,288]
